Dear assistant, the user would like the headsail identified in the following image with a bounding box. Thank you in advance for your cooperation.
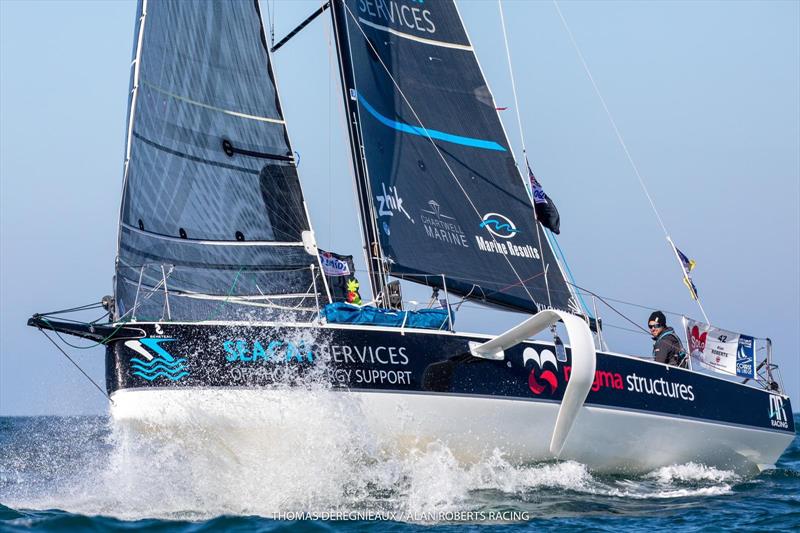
[115,0,322,322]
[330,0,575,313]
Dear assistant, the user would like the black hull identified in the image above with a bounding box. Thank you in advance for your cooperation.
[105,322,795,436]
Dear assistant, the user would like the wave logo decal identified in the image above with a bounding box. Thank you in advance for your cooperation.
[125,338,189,382]
[479,213,519,239]
[524,347,559,396]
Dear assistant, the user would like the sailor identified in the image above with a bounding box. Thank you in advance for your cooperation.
[648,311,687,367]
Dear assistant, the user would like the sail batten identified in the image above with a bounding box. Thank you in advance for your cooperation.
[331,0,575,314]
[115,0,321,322]
[139,79,287,124]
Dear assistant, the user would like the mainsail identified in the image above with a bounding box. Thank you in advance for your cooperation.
[331,0,575,313]
[115,0,322,321]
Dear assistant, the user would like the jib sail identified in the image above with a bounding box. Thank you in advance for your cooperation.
[115,0,322,321]
[330,0,575,313]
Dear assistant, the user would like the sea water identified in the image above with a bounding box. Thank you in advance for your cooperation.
[1,408,798,531]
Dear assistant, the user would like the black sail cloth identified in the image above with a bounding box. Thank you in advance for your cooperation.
[331,0,574,313]
[115,0,319,321]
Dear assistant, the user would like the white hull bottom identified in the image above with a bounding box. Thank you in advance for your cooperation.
[110,388,792,474]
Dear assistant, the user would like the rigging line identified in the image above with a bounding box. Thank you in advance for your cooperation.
[272,0,276,46]
[265,0,275,47]
[341,3,537,307]
[552,0,711,324]
[36,318,102,350]
[454,285,478,311]
[260,209,310,237]
[40,317,134,350]
[573,290,685,319]
[39,302,104,316]
[495,270,545,293]
[178,293,316,312]
[39,319,106,350]
[89,311,111,325]
[497,1,528,160]
[31,315,90,326]
[597,322,645,336]
[353,266,676,325]
[564,281,650,335]
[547,230,592,317]
[552,0,668,237]
[37,328,114,405]
[206,266,245,321]
[117,270,169,321]
[259,207,309,236]
[155,285,318,301]
[327,12,334,249]
[498,0,555,309]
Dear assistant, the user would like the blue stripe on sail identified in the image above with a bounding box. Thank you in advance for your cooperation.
[357,93,506,152]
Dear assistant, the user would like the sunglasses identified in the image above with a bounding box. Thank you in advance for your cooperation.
[648,323,662,330]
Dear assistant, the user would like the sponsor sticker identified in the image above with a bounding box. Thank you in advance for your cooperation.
[686,319,752,378]
[523,347,559,396]
[376,183,413,222]
[479,213,519,239]
[736,335,755,378]
[223,339,313,363]
[357,0,437,34]
[473,212,540,260]
[319,252,351,276]
[769,395,789,429]
[420,200,468,248]
[126,337,189,382]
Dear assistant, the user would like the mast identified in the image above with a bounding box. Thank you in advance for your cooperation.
[329,0,389,304]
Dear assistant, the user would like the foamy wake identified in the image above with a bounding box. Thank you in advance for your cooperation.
[646,462,738,484]
[0,326,741,521]
[600,462,739,500]
[1,406,738,521]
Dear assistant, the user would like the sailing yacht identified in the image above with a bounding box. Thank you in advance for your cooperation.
[29,0,794,473]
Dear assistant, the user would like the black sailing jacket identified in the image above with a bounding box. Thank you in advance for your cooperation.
[652,327,687,367]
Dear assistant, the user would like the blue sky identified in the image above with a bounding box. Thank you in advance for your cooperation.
[1,0,798,415]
